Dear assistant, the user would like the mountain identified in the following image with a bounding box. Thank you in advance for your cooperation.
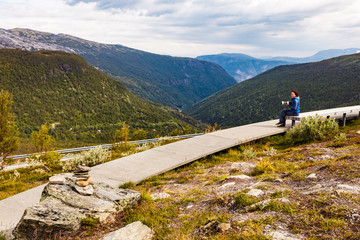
[0,49,203,141]
[0,28,237,109]
[267,48,360,63]
[185,53,360,127]
[196,53,292,82]
[196,49,360,83]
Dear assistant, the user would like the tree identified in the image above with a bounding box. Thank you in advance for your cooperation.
[132,128,148,140]
[31,124,54,152]
[0,90,19,169]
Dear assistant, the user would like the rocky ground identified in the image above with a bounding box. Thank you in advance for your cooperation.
[34,123,360,240]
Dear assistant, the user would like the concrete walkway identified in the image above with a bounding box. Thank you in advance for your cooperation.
[1,105,359,236]
[0,119,286,235]
[90,119,286,187]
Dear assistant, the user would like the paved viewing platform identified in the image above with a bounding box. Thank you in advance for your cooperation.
[1,105,359,235]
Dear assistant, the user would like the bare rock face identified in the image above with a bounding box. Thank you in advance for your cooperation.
[13,174,141,239]
[100,221,154,240]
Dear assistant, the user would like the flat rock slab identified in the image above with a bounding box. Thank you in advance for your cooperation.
[13,179,141,239]
[270,230,304,240]
[100,221,154,240]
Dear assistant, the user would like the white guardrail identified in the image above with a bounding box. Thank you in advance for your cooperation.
[8,133,203,161]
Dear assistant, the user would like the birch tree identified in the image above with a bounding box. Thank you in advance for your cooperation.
[0,90,19,169]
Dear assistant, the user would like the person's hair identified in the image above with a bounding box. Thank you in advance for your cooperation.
[292,90,299,97]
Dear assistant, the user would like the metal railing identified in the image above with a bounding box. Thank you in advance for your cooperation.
[8,133,203,160]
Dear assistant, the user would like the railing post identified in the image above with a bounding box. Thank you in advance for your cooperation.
[342,113,346,126]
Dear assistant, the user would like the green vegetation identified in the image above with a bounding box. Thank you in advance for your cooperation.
[285,116,339,144]
[31,124,54,152]
[186,53,360,126]
[0,90,19,169]
[3,118,359,239]
[235,192,259,207]
[0,49,203,144]
[0,135,185,200]
[9,28,237,109]
[61,147,109,172]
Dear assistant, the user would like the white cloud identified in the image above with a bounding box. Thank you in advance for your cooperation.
[0,0,359,57]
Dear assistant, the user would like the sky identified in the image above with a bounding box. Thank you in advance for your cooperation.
[0,0,360,58]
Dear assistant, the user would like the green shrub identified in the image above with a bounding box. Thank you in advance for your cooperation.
[235,192,259,207]
[0,231,7,240]
[285,116,339,143]
[119,181,135,189]
[252,160,275,176]
[62,146,110,172]
[240,146,257,160]
[81,217,99,226]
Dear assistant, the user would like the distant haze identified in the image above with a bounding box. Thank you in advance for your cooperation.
[197,48,360,82]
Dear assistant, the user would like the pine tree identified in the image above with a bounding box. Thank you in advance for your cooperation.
[0,90,19,169]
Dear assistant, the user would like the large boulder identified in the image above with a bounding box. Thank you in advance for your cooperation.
[100,221,154,240]
[13,174,141,239]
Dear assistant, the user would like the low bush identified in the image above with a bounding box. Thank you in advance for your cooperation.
[62,147,110,172]
[235,192,259,207]
[285,116,339,143]
[239,146,258,160]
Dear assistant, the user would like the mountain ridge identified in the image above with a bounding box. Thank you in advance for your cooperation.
[196,53,292,82]
[0,28,237,109]
[197,48,360,83]
[186,53,360,127]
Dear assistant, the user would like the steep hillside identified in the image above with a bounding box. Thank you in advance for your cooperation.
[1,28,237,109]
[196,53,291,82]
[0,49,202,141]
[185,53,360,127]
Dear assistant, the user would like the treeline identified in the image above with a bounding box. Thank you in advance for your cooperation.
[0,49,203,142]
[186,53,360,127]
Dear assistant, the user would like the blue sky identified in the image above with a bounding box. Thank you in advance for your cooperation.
[0,0,359,57]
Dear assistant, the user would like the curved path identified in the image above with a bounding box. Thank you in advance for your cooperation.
[1,105,359,236]
[0,119,284,235]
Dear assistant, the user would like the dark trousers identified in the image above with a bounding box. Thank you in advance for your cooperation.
[280,110,299,123]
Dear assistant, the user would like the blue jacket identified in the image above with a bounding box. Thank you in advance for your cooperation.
[289,97,300,114]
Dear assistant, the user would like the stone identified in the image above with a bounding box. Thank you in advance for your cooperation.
[13,198,85,240]
[76,177,93,187]
[217,223,231,233]
[336,184,360,194]
[151,192,171,200]
[76,165,91,172]
[270,230,304,240]
[74,173,90,177]
[248,198,290,210]
[231,162,256,174]
[306,173,317,179]
[49,174,70,184]
[307,157,315,161]
[319,155,331,161]
[13,182,141,239]
[74,184,94,196]
[94,183,141,211]
[227,174,251,180]
[100,221,154,240]
[219,182,235,188]
[356,131,360,134]
[247,189,264,197]
[274,179,283,183]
